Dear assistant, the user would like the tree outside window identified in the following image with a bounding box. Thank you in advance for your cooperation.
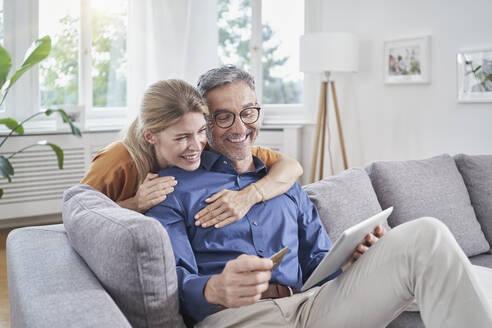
[91,2,127,108]
[39,13,79,107]
[217,0,303,105]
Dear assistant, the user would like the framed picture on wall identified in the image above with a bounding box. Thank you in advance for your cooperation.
[457,48,492,103]
[384,36,431,84]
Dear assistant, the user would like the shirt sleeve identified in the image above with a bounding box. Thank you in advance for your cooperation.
[294,185,335,283]
[251,146,281,168]
[80,145,138,202]
[145,194,219,322]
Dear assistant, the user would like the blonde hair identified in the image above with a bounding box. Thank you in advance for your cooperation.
[123,79,208,184]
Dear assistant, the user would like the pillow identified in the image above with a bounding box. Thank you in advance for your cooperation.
[366,154,490,257]
[455,154,492,247]
[62,185,185,328]
[303,168,384,242]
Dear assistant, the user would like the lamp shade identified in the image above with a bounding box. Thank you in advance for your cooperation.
[299,32,359,73]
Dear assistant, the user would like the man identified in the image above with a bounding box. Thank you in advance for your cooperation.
[146,65,492,327]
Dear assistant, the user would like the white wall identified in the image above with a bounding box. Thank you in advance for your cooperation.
[302,0,492,180]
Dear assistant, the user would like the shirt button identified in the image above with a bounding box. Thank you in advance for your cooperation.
[252,221,258,226]
[258,249,264,253]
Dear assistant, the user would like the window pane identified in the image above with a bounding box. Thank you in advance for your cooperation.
[262,0,303,104]
[91,0,127,108]
[39,0,80,107]
[217,0,252,71]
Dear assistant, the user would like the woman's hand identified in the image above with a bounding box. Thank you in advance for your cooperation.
[194,185,262,228]
[135,173,177,212]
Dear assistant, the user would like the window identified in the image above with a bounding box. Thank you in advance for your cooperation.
[90,1,127,109]
[39,1,80,108]
[2,0,128,130]
[217,0,304,122]
[217,0,252,71]
[261,0,303,105]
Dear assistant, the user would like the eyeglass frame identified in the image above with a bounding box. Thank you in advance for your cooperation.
[211,106,261,129]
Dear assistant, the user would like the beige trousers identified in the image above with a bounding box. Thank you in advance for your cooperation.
[195,218,492,328]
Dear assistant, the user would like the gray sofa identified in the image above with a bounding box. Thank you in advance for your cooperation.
[7,153,492,327]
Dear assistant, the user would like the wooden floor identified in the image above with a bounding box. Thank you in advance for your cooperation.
[0,229,12,328]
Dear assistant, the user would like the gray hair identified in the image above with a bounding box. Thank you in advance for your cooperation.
[197,65,255,98]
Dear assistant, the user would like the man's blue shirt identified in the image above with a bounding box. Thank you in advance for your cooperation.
[146,151,335,322]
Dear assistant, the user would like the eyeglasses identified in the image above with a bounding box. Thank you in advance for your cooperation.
[213,106,261,129]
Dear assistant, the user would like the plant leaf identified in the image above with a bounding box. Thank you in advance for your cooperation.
[37,140,64,169]
[0,188,3,198]
[0,45,12,91]
[0,155,13,182]
[472,65,482,74]
[0,118,24,134]
[0,36,51,104]
[45,108,81,136]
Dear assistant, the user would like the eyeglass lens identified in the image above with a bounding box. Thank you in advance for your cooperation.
[214,107,260,128]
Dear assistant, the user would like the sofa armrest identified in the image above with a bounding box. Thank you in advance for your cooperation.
[7,224,131,328]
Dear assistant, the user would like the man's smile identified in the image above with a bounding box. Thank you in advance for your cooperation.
[224,131,253,146]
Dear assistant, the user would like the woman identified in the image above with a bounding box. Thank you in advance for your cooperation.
[81,79,302,228]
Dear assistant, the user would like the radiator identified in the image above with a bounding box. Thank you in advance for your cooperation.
[0,131,119,221]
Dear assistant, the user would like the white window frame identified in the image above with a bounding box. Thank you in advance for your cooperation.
[250,0,306,125]
[0,0,127,132]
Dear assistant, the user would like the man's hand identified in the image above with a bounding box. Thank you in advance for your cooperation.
[194,187,260,228]
[352,225,386,261]
[204,254,273,308]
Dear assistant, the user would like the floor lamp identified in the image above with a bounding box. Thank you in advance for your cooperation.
[300,32,359,183]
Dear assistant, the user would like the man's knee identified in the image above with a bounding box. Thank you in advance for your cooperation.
[399,216,447,233]
[414,216,450,233]
[403,216,460,254]
[391,216,455,249]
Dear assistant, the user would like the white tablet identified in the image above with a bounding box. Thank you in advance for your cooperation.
[301,207,393,291]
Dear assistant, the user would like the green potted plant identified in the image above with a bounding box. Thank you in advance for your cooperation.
[0,35,81,198]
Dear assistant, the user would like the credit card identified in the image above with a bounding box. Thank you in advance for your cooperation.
[270,246,288,270]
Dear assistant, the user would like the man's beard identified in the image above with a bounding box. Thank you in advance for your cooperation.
[207,127,257,161]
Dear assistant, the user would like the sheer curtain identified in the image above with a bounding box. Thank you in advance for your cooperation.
[304,0,323,123]
[126,0,218,121]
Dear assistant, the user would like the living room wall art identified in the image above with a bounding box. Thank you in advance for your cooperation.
[457,48,492,103]
[384,36,431,84]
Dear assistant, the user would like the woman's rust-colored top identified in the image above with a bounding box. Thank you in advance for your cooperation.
[81,141,282,202]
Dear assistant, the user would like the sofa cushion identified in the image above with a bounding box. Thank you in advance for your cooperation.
[470,253,492,269]
[366,154,490,257]
[388,312,425,328]
[455,154,492,246]
[62,184,185,328]
[303,168,383,242]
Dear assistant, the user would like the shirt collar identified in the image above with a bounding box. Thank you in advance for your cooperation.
[200,151,223,171]
[200,150,267,175]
